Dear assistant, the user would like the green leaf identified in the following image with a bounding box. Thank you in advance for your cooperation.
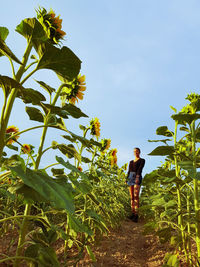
[170,105,177,113]
[35,80,56,96]
[148,138,172,144]
[37,246,60,267]
[171,113,200,124]
[9,165,75,213]
[13,183,46,203]
[81,156,91,163]
[66,131,91,147]
[26,106,44,122]
[41,104,69,119]
[16,18,47,50]
[90,138,102,147]
[156,126,173,137]
[0,27,9,41]
[152,197,166,206]
[86,245,96,262]
[0,38,22,64]
[25,244,40,259]
[68,215,93,235]
[56,156,88,180]
[179,126,189,132]
[0,75,23,97]
[61,135,76,143]
[37,43,81,81]
[148,146,174,156]
[17,88,46,105]
[6,144,18,151]
[178,161,193,170]
[51,168,65,176]
[165,200,176,208]
[56,156,93,193]
[62,103,88,118]
[57,144,81,162]
[165,254,180,267]
[156,227,172,243]
[178,161,200,179]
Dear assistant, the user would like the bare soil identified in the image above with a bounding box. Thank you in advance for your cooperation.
[0,219,183,267]
[77,218,170,267]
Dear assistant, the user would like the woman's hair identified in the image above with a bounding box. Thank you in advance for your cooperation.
[134,147,141,153]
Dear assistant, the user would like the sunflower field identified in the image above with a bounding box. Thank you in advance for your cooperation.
[0,7,130,266]
[140,94,200,266]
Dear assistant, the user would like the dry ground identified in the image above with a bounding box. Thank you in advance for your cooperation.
[1,218,187,267]
[77,218,170,267]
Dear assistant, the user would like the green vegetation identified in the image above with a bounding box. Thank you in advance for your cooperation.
[0,7,129,266]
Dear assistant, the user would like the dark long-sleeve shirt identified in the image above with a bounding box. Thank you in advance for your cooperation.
[127,158,145,177]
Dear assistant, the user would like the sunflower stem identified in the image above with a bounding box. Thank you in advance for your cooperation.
[35,83,67,169]
[0,41,33,161]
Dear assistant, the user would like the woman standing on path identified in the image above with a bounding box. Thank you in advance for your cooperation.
[126,147,145,222]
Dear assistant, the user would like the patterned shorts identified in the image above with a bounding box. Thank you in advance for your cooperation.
[127,172,142,186]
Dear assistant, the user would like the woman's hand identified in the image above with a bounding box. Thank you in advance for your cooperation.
[135,175,140,185]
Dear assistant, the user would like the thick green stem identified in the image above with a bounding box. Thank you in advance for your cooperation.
[0,41,33,160]
[187,189,192,266]
[14,204,31,267]
[174,120,187,255]
[35,84,67,169]
[191,121,200,258]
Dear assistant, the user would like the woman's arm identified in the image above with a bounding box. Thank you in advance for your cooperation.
[136,159,145,177]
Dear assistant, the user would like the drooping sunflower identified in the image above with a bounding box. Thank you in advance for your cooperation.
[101,138,111,154]
[36,7,66,44]
[90,118,100,137]
[111,148,117,157]
[61,74,86,105]
[109,148,118,167]
[21,144,32,154]
[6,126,19,145]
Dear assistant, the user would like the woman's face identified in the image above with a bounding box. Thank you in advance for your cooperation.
[134,148,140,157]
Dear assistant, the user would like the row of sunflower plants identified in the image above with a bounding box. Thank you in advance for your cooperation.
[0,7,129,266]
[140,93,200,266]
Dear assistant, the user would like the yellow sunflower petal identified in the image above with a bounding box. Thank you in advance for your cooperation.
[78,75,86,84]
[77,91,84,100]
[79,86,86,92]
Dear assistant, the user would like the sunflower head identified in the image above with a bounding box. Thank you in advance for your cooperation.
[109,148,118,167]
[6,126,19,145]
[78,166,83,172]
[90,118,100,137]
[36,7,66,44]
[181,104,194,114]
[21,144,33,154]
[61,74,86,105]
[110,148,117,157]
[100,138,111,154]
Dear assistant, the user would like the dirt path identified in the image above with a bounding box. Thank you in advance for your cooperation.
[78,218,168,267]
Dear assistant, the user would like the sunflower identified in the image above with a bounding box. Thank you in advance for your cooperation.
[90,118,100,137]
[36,7,66,44]
[78,166,83,172]
[101,138,111,154]
[111,148,117,157]
[21,144,32,154]
[6,126,19,145]
[109,148,117,167]
[61,74,86,105]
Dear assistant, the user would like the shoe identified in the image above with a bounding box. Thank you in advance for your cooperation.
[128,213,135,220]
[132,214,138,222]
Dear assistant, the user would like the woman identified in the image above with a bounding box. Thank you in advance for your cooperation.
[126,147,145,222]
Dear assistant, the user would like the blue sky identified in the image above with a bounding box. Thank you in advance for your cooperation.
[1,0,200,175]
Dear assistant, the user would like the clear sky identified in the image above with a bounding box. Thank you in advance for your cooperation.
[1,0,200,175]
